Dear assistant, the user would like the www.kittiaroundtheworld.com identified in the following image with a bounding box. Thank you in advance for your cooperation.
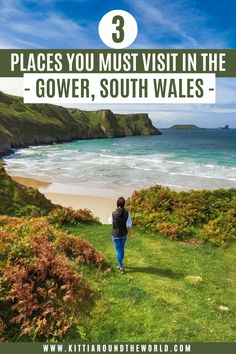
[42,343,191,353]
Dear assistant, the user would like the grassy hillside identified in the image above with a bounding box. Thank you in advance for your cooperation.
[0,162,53,216]
[0,91,160,156]
[62,223,235,342]
[0,162,235,342]
[1,219,235,342]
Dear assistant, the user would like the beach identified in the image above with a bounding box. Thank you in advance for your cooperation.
[6,130,236,223]
[12,176,116,224]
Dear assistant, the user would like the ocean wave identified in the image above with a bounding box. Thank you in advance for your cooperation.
[4,134,236,191]
[165,160,185,165]
[131,166,152,171]
[99,154,130,159]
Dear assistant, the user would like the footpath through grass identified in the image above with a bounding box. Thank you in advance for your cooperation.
[65,224,236,342]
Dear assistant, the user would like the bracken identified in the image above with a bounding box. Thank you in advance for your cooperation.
[0,216,105,340]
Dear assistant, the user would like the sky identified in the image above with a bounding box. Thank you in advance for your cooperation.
[0,0,235,127]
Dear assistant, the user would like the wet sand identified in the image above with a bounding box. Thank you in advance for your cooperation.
[12,176,50,188]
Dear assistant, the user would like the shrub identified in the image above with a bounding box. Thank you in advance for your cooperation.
[0,216,105,340]
[47,207,100,226]
[199,210,236,246]
[56,232,105,269]
[127,185,236,245]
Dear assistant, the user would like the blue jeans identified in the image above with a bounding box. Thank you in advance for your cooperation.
[112,236,127,268]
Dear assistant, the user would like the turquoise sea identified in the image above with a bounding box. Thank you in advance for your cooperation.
[4,129,236,196]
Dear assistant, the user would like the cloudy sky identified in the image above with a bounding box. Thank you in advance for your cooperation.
[0,0,235,127]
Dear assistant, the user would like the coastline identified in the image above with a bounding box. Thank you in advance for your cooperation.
[5,129,236,195]
[6,129,236,223]
[12,175,116,224]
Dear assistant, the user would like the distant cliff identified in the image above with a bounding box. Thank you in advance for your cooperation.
[0,91,161,156]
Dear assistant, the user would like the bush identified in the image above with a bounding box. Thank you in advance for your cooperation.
[199,210,236,246]
[0,216,105,340]
[56,233,105,269]
[47,207,100,226]
[127,185,236,245]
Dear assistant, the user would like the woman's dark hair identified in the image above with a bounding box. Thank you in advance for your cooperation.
[117,196,125,208]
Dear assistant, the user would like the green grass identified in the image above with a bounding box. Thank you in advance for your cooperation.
[0,162,53,216]
[64,224,236,342]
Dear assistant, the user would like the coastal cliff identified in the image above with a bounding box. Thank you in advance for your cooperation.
[0,91,161,156]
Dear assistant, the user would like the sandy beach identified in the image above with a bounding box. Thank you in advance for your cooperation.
[12,176,116,224]
[13,176,51,188]
[44,193,115,224]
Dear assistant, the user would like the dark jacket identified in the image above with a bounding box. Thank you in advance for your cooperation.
[112,208,129,237]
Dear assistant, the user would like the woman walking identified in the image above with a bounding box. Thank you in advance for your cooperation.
[111,196,132,274]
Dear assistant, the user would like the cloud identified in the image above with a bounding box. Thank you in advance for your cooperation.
[129,0,230,49]
[0,0,98,48]
[0,39,17,49]
[0,0,232,49]
[0,0,235,127]
[131,0,198,47]
[216,78,236,104]
[0,78,23,96]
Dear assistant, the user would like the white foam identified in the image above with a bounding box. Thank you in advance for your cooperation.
[4,138,236,191]
[166,160,185,165]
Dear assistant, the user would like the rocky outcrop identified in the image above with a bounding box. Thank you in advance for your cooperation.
[168,124,203,130]
[0,91,161,156]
